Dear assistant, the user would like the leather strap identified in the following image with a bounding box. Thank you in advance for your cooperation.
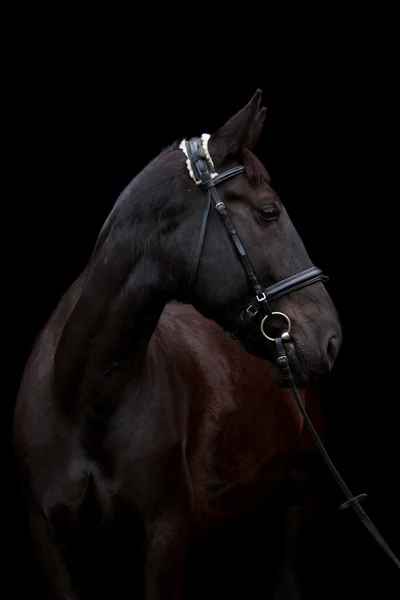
[274,336,400,571]
[188,195,211,291]
[230,267,327,340]
[265,267,327,302]
[211,194,272,316]
[203,166,245,189]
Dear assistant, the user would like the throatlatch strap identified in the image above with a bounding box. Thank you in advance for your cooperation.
[188,195,211,291]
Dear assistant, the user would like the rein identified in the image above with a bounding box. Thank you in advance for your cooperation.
[180,135,400,571]
[274,337,400,569]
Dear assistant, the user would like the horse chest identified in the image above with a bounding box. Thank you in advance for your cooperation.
[187,384,306,532]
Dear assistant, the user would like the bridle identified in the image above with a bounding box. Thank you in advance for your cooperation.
[180,134,400,571]
[181,135,327,341]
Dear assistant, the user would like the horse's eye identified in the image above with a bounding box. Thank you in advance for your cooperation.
[259,205,278,222]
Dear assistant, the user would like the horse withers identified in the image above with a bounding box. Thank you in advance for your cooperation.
[13,90,342,599]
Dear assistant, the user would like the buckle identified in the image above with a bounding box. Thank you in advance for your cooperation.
[246,304,259,317]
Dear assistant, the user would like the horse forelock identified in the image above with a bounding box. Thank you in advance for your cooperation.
[241,147,271,185]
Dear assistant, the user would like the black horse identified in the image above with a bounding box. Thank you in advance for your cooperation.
[13,90,342,599]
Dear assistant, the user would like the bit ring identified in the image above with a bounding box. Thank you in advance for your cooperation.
[260,311,292,342]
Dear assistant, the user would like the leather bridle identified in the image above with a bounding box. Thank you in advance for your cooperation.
[184,136,327,342]
[181,135,400,571]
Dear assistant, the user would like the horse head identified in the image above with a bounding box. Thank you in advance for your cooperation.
[165,89,342,385]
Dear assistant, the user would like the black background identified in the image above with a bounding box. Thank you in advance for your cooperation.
[4,4,400,598]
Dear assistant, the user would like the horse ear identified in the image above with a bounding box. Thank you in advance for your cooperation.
[246,106,267,150]
[209,89,263,163]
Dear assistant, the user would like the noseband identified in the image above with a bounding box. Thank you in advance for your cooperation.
[180,134,400,570]
[180,135,326,342]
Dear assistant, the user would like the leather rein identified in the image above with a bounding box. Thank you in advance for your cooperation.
[181,135,400,571]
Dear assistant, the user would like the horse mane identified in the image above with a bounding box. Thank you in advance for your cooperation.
[241,147,271,184]
[90,142,181,254]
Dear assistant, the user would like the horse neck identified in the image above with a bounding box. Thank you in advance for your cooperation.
[53,155,183,407]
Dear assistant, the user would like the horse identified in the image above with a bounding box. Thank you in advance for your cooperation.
[12,89,342,599]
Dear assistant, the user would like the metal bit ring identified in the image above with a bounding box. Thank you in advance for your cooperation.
[260,311,292,342]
